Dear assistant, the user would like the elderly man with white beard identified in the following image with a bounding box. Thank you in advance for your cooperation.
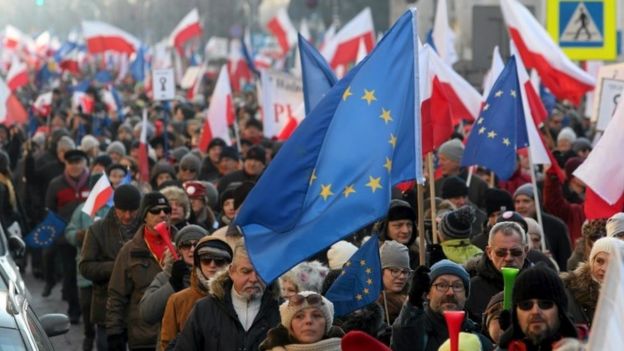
[174,242,280,350]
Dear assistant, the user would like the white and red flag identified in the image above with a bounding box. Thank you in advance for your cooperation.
[169,8,202,54]
[321,7,375,69]
[6,57,28,91]
[198,66,234,151]
[33,91,52,117]
[431,0,458,65]
[82,21,140,55]
[0,76,27,125]
[500,0,595,105]
[81,174,113,217]
[3,25,25,51]
[260,69,304,141]
[227,39,253,92]
[266,7,297,56]
[138,110,150,183]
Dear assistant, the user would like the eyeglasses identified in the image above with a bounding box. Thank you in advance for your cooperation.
[148,207,171,215]
[178,241,198,250]
[432,281,465,293]
[199,256,229,266]
[387,267,413,278]
[493,248,524,258]
[288,293,324,307]
[517,299,555,311]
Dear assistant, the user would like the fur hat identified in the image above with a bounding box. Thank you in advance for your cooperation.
[279,291,334,334]
[327,241,359,270]
[582,219,607,241]
[606,213,624,238]
[161,185,190,219]
[438,139,464,163]
[280,261,329,293]
[387,199,416,222]
[440,206,475,240]
[440,176,468,199]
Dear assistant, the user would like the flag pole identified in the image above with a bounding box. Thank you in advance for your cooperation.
[427,153,438,244]
[417,183,426,266]
[232,114,242,152]
[466,166,473,187]
[489,171,495,188]
[528,152,546,251]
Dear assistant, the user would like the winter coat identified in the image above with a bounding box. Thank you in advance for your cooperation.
[560,262,599,328]
[79,208,137,324]
[535,212,572,272]
[391,303,493,351]
[543,169,584,247]
[174,269,280,351]
[45,170,90,222]
[260,324,344,351]
[106,225,163,349]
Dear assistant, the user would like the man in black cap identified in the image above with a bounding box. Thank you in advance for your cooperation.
[80,184,142,351]
[217,145,265,193]
[440,176,487,239]
[471,188,515,250]
[380,199,419,268]
[199,138,226,182]
[498,264,578,350]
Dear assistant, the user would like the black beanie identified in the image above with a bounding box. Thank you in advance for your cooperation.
[485,188,514,216]
[114,184,142,211]
[496,211,529,234]
[439,205,475,239]
[233,181,256,210]
[440,176,468,199]
[512,263,568,310]
[139,191,169,219]
[387,199,416,222]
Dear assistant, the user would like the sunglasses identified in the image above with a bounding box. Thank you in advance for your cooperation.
[288,293,324,307]
[199,257,229,266]
[178,241,198,250]
[493,248,524,258]
[517,299,555,311]
[148,206,171,215]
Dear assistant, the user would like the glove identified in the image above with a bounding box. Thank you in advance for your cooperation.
[107,333,125,351]
[498,309,512,332]
[427,243,445,266]
[408,265,430,307]
[169,260,189,292]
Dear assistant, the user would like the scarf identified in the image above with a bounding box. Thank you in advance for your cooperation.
[63,169,89,194]
[144,226,171,265]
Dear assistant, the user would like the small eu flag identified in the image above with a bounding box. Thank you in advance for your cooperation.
[325,235,382,317]
[24,211,67,248]
[461,56,528,180]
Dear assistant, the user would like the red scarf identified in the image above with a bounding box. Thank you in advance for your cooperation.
[143,226,171,265]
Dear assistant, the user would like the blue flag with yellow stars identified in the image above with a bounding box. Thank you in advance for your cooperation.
[299,33,337,115]
[461,56,528,180]
[24,211,67,248]
[325,235,382,316]
[235,9,423,284]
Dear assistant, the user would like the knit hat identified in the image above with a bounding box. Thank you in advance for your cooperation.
[139,191,170,220]
[379,241,410,269]
[513,183,534,200]
[194,236,233,269]
[170,146,190,163]
[341,330,391,351]
[440,176,468,199]
[219,186,237,209]
[524,217,542,239]
[106,141,127,156]
[80,135,99,152]
[438,139,464,163]
[281,261,329,293]
[429,259,470,296]
[208,137,226,150]
[572,137,592,153]
[485,188,514,216]
[246,145,266,164]
[483,291,504,331]
[113,184,142,211]
[440,206,475,240]
[496,211,529,234]
[150,162,176,187]
[438,332,482,351]
[556,127,577,143]
[607,213,624,237]
[233,181,255,210]
[280,291,334,334]
[564,157,583,180]
[174,224,208,247]
[387,199,416,222]
[327,241,358,270]
[513,263,567,310]
[57,136,76,152]
[179,153,201,172]
[589,237,624,264]
[220,146,240,162]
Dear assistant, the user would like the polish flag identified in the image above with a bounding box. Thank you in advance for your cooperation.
[59,48,81,76]
[33,92,52,117]
[355,38,367,64]
[321,7,375,69]
[227,39,253,92]
[574,102,624,219]
[432,0,458,65]
[82,21,140,55]
[138,110,150,183]
[6,58,28,91]
[500,0,595,105]
[299,18,311,42]
[81,174,114,217]
[198,66,233,152]
[3,25,24,50]
[0,77,27,125]
[169,8,203,53]
[72,92,95,114]
[482,46,504,99]
[266,7,297,56]
[510,42,549,128]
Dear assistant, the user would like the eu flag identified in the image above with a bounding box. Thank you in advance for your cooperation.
[325,235,382,316]
[24,211,66,248]
[461,56,528,180]
[299,33,337,115]
[235,9,423,283]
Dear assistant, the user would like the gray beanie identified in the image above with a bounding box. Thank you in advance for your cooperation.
[174,224,208,247]
[513,183,534,200]
[171,146,190,163]
[607,213,624,238]
[438,139,464,163]
[440,206,475,240]
[380,240,410,269]
[106,141,127,156]
[179,153,201,172]
[57,136,76,152]
[557,127,577,143]
[80,135,99,151]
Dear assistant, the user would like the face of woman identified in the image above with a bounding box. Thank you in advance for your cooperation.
[280,280,298,300]
[591,252,610,283]
[290,307,326,344]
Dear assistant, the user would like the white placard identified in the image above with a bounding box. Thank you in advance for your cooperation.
[152,68,175,101]
[591,63,624,131]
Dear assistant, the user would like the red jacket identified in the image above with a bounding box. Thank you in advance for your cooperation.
[543,168,584,246]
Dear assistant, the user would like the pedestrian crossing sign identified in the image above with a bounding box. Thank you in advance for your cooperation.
[547,0,616,60]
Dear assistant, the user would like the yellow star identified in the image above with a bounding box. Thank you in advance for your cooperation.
[355,294,363,301]
[363,288,369,294]
[309,169,317,185]
[477,117,484,125]
[388,133,397,148]
[483,103,490,111]
[478,127,486,134]
[320,184,334,201]
[502,137,511,146]
[365,176,382,193]
[383,157,392,173]
[343,185,356,198]
[379,108,393,124]
[365,268,372,274]
[360,259,366,266]
[361,89,377,105]
[510,90,517,98]
[342,86,352,101]
[495,90,503,97]
[367,278,373,285]
[488,130,497,139]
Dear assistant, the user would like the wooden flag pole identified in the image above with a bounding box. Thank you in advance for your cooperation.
[417,183,426,266]
[528,151,547,251]
[427,153,439,244]
[489,171,496,188]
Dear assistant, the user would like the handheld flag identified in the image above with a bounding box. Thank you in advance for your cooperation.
[82,21,140,55]
[235,9,423,283]
[325,235,382,316]
[198,65,233,151]
[82,174,114,217]
[25,211,66,248]
[299,34,337,115]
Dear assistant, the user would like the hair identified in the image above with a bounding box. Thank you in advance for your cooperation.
[231,242,249,269]
[488,221,527,246]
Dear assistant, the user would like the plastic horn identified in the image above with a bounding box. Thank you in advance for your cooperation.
[154,221,179,260]
[502,267,520,310]
[443,310,465,351]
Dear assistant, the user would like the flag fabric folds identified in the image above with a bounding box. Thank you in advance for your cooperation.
[431,0,458,65]
[461,56,528,180]
[299,34,337,115]
[235,9,423,283]
[325,235,382,316]
[82,21,140,55]
[321,7,375,69]
[25,211,67,248]
[198,65,233,151]
[169,8,202,53]
[138,109,150,183]
[0,76,28,125]
[266,7,297,56]
[82,174,114,217]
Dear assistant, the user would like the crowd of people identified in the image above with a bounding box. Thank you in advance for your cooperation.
[0,46,622,351]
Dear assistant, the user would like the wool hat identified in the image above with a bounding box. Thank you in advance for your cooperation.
[113,184,141,211]
[179,153,201,172]
[556,127,577,143]
[64,149,89,163]
[380,240,410,269]
[280,291,334,334]
[513,183,534,200]
[139,191,170,220]
[438,139,464,163]
[496,211,529,234]
[429,259,470,296]
[606,212,624,237]
[589,237,623,264]
[523,217,543,239]
[93,155,113,169]
[483,291,504,331]
[564,157,583,180]
[233,181,255,210]
[341,330,391,351]
[485,188,514,216]
[572,137,592,153]
[440,176,468,199]
[327,241,359,270]
[220,146,240,162]
[438,332,483,351]
[57,136,76,152]
[440,206,475,240]
[106,141,127,156]
[208,138,227,150]
[387,199,416,222]
[150,162,176,186]
[80,135,99,152]
[174,224,208,247]
[219,186,237,209]
[246,145,266,164]
[107,163,128,177]
[512,263,567,310]
[281,261,329,293]
[170,146,190,163]
[194,236,233,267]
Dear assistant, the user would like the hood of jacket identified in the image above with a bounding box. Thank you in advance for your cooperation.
[560,262,599,313]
